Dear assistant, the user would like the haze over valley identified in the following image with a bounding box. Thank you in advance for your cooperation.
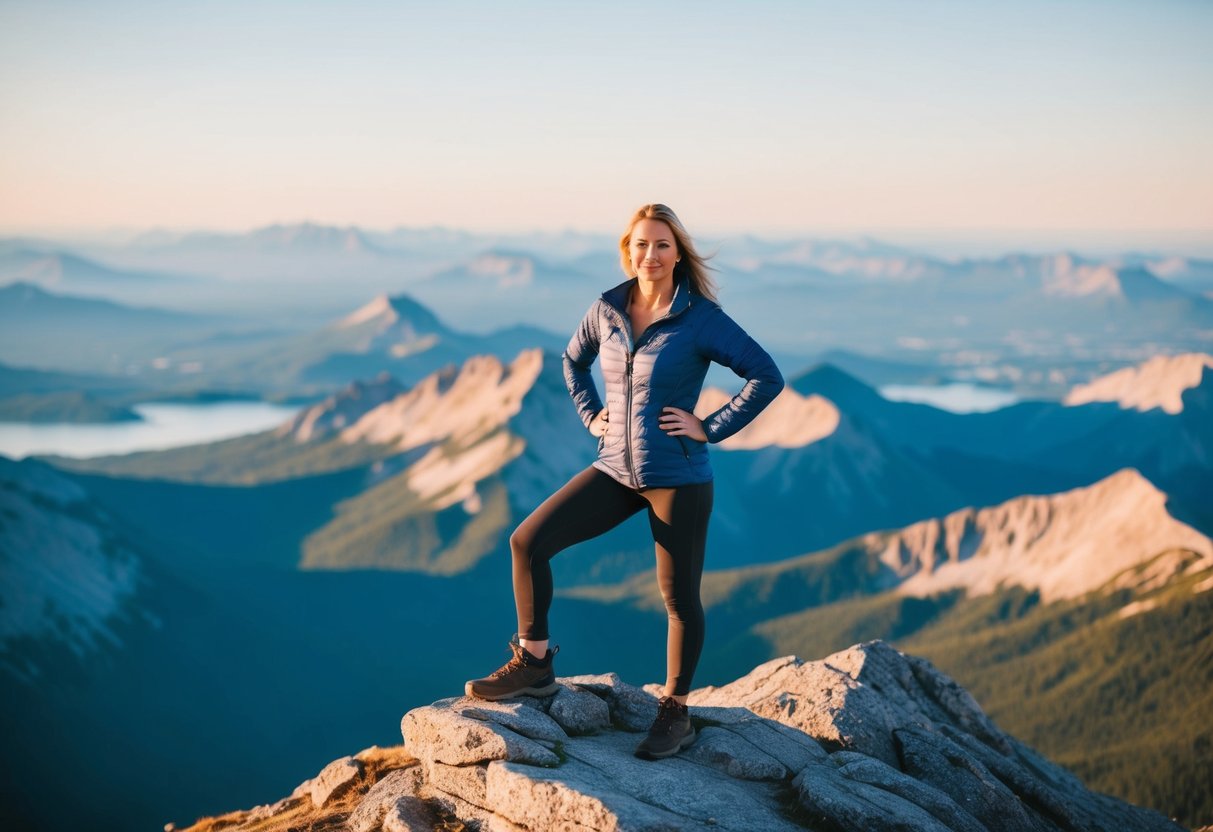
[2,220,1212,830]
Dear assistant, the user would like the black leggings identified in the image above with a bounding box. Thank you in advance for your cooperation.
[510,465,714,696]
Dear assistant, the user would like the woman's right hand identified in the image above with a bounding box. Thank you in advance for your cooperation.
[589,408,609,437]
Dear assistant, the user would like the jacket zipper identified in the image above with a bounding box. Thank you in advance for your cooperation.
[624,351,637,488]
[676,435,691,461]
[609,284,691,489]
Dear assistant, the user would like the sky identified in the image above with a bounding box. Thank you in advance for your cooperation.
[1,0,1211,248]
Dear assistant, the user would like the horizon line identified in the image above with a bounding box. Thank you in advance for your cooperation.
[3,219,1212,239]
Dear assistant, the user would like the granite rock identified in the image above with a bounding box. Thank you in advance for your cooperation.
[381,795,441,832]
[307,755,362,808]
[348,767,424,832]
[548,684,612,735]
[401,704,560,767]
[186,641,1185,832]
[393,642,1182,831]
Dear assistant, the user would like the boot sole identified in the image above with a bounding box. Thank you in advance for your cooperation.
[464,680,560,700]
[634,724,697,760]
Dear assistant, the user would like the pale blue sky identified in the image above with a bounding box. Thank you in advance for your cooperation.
[1,0,1210,242]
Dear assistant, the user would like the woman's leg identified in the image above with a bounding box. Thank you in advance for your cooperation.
[511,466,646,646]
[642,480,714,698]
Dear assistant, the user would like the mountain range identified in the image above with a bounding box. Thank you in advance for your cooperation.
[4,224,1213,829]
[0,281,235,379]
[41,349,1213,582]
[5,224,1212,400]
[0,283,567,407]
[5,440,1208,827]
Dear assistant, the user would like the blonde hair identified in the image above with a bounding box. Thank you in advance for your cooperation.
[618,203,718,303]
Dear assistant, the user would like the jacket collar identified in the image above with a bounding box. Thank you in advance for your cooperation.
[601,271,693,321]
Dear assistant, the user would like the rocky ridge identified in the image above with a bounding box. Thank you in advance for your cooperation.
[275,372,409,442]
[174,641,1183,832]
[887,468,1213,602]
[1063,352,1213,414]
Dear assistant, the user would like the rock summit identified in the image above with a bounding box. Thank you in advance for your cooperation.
[176,641,1183,832]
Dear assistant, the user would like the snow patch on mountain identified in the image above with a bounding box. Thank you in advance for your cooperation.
[1063,352,1213,414]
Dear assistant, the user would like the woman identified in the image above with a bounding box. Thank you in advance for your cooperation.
[465,204,784,760]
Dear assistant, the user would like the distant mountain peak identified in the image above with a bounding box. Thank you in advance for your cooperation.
[1063,352,1213,414]
[472,247,538,262]
[335,292,447,334]
[0,279,46,298]
[1042,259,1123,298]
[0,247,168,290]
[0,279,193,319]
[466,251,538,286]
[249,222,378,254]
[889,467,1212,601]
[789,362,883,406]
[1033,256,1193,303]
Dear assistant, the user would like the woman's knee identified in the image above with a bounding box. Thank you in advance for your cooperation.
[510,527,535,561]
[661,591,703,624]
[512,527,556,570]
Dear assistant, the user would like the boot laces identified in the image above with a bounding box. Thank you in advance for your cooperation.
[652,696,686,734]
[489,643,528,679]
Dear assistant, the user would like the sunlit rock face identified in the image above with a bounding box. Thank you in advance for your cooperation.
[1063,352,1213,414]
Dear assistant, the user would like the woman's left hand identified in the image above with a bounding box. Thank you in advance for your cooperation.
[659,407,707,442]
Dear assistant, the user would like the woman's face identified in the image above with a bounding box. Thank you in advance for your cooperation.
[628,218,679,286]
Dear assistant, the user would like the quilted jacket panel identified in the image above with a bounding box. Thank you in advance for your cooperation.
[563,272,784,488]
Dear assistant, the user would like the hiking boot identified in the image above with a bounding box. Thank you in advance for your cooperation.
[634,695,697,759]
[464,635,560,700]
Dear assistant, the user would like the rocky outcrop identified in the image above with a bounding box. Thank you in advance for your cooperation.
[176,642,1183,832]
[886,468,1213,602]
[1063,352,1213,414]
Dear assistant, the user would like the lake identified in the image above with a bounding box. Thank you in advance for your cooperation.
[0,400,301,460]
[877,382,1020,413]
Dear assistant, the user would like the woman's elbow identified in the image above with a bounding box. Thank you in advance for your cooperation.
[766,364,785,396]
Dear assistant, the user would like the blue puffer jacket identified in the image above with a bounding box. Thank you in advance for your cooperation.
[563,271,785,488]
